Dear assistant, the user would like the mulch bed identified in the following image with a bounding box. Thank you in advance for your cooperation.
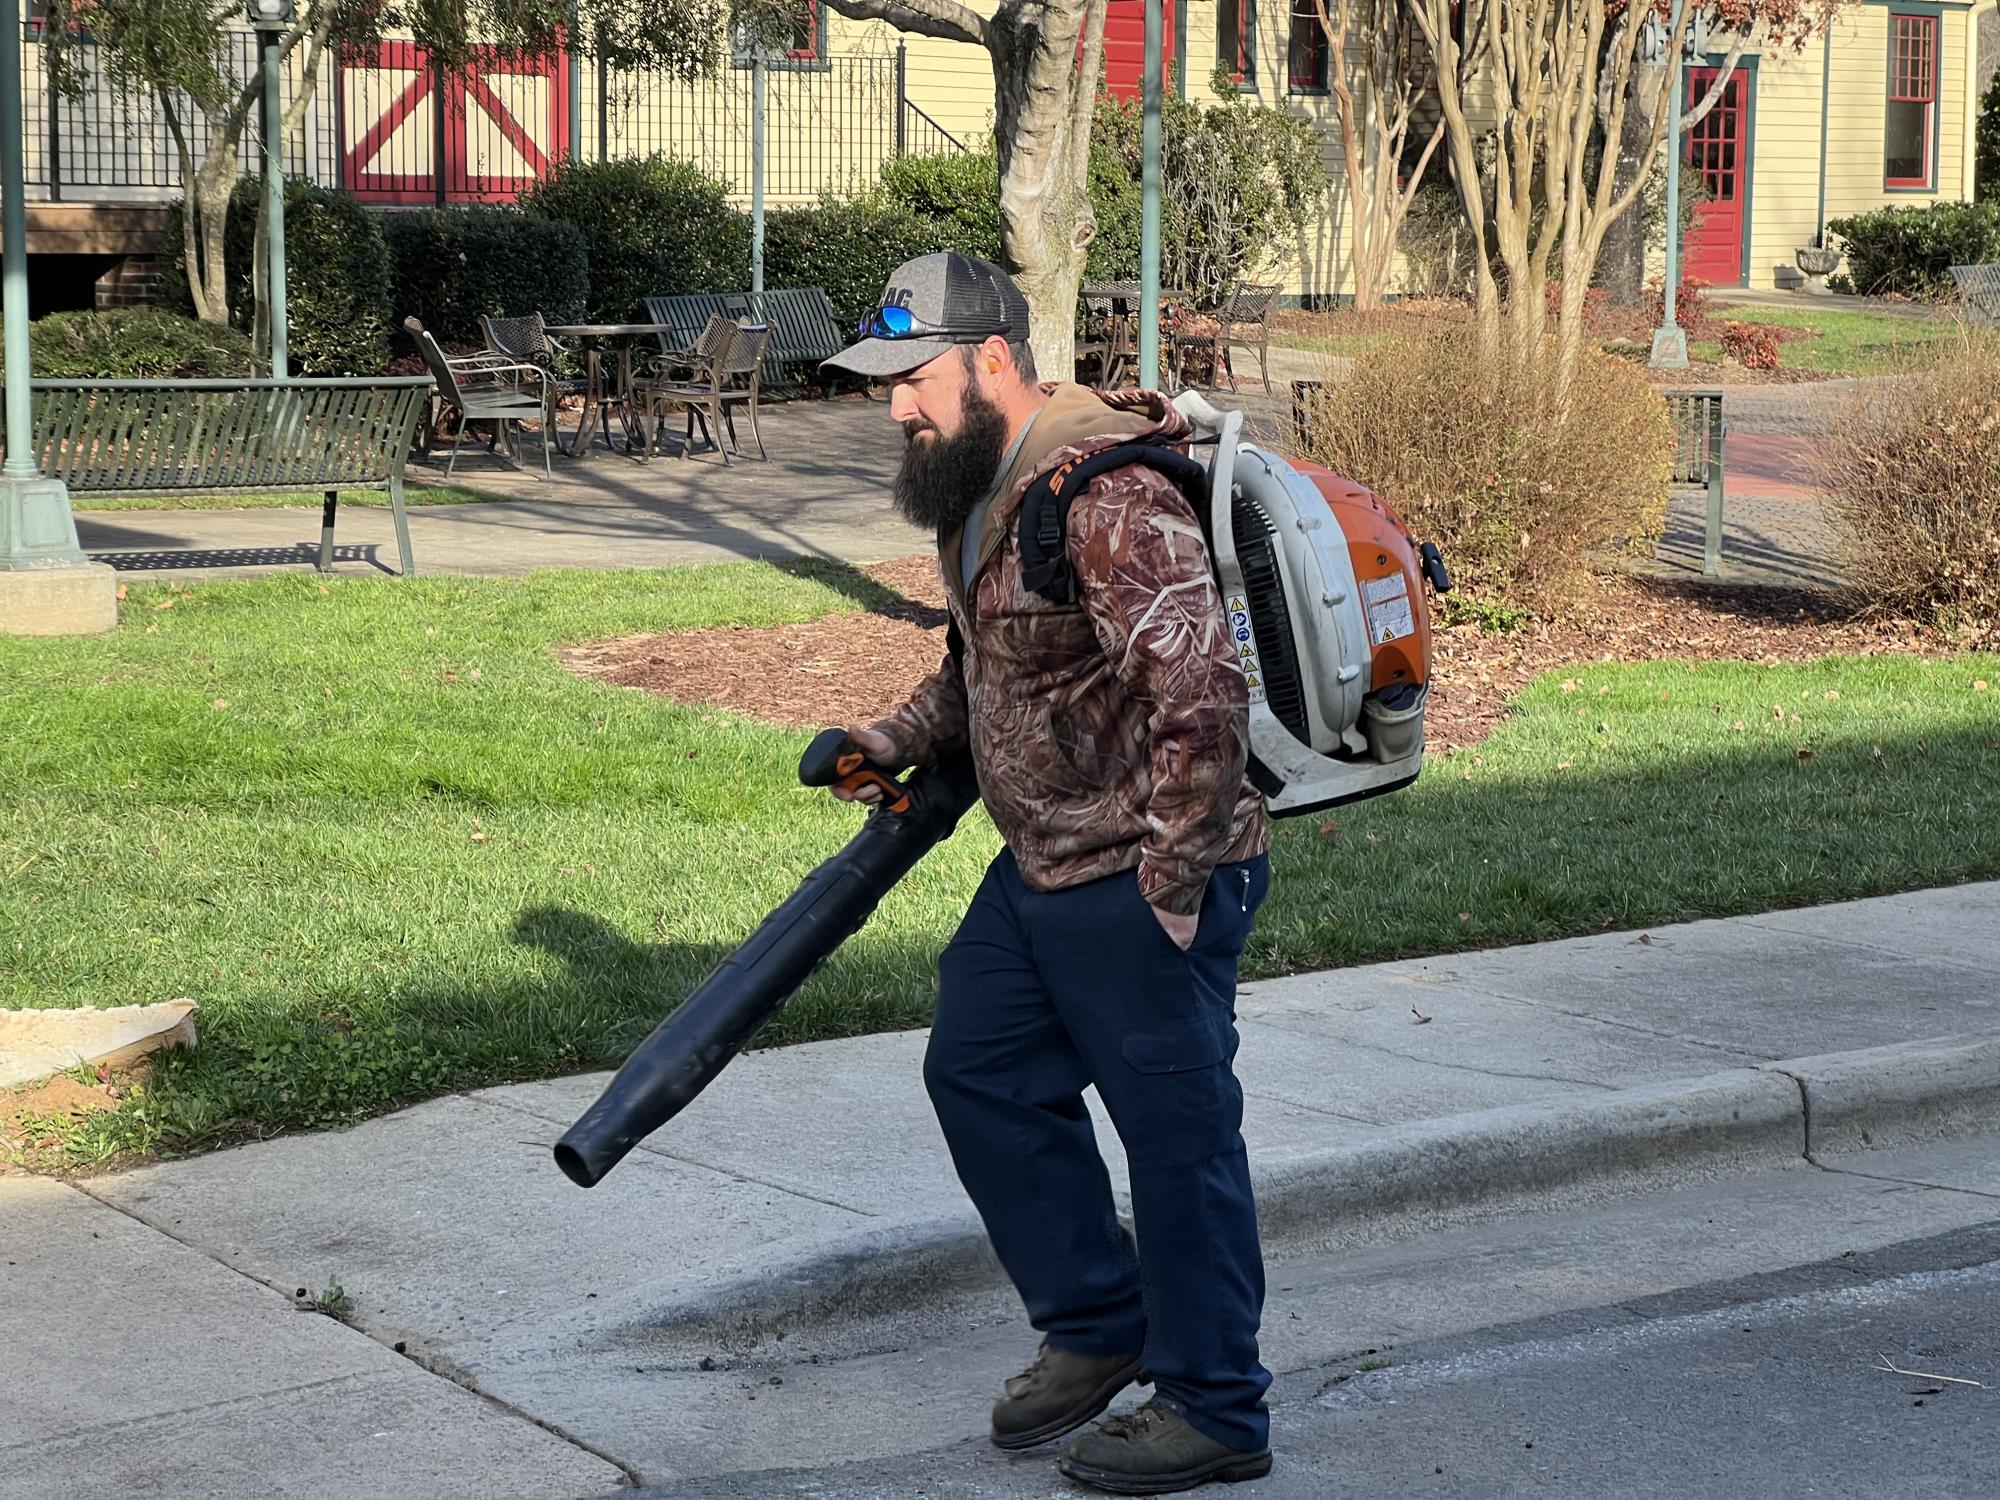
[563,558,1942,755]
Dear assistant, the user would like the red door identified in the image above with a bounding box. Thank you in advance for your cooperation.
[1683,66,1749,287]
[341,43,571,204]
[1102,0,1176,99]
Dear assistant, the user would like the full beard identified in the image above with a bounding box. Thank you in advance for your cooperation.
[892,384,1010,535]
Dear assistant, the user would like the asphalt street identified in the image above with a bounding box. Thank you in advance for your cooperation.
[622,1188,2000,1498]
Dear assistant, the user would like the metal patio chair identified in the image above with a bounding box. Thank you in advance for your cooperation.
[405,317,554,478]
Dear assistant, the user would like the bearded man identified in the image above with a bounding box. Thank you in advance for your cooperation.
[818,253,1273,1496]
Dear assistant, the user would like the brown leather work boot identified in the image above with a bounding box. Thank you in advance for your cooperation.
[1058,1397,1273,1494]
[989,1339,1146,1451]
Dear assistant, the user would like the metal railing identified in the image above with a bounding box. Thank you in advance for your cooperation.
[15,33,963,209]
[20,29,339,201]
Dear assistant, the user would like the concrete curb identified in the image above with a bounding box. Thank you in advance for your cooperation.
[1762,1032,2000,1156]
[601,1031,2000,1350]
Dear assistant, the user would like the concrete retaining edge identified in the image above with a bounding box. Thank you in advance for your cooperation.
[602,1031,2000,1350]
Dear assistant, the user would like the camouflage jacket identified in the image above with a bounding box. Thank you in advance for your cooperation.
[869,386,1269,917]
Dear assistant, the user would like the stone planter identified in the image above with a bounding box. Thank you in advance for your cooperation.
[1795,245,1843,294]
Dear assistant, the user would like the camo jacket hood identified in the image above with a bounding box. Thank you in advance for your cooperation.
[869,384,1268,917]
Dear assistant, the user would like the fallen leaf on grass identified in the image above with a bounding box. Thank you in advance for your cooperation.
[469,831,489,845]
[1319,818,1340,845]
[1976,680,1990,692]
[152,597,177,612]
[211,699,230,711]
[1731,720,1747,732]
[1796,747,1815,760]
[1823,690,1841,701]
[115,584,127,601]
[1365,831,1390,849]
[1411,1007,1432,1025]
[1457,912,1472,924]
[1561,679,1578,693]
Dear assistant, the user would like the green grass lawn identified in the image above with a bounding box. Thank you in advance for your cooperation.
[70,483,499,512]
[4,568,1996,1167]
[1692,303,1959,377]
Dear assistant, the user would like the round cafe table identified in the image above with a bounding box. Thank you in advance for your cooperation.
[543,323,679,457]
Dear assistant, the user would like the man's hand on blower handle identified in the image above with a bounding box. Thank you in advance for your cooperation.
[825,727,1196,953]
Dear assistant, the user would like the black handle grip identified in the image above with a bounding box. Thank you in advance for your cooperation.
[1419,541,1452,595]
[798,727,911,813]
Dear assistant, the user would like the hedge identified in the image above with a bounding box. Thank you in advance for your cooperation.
[160,177,393,374]
[383,207,589,347]
[1828,201,2000,300]
[520,156,748,323]
[13,308,256,379]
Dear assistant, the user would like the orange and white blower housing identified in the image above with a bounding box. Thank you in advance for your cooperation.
[1173,392,1448,818]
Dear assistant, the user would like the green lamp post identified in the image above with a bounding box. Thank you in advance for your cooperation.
[0,0,116,632]
[247,0,294,377]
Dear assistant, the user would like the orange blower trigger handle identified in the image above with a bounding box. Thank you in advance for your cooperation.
[798,728,913,813]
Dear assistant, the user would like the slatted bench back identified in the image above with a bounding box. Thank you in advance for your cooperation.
[7,379,433,496]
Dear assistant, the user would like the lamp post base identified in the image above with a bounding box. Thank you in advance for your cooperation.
[1648,327,1690,370]
[0,474,116,635]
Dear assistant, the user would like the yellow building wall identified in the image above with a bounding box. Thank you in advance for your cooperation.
[1744,1,1989,290]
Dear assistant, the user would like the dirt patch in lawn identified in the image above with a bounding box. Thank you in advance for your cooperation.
[0,1073,121,1154]
[564,557,1940,755]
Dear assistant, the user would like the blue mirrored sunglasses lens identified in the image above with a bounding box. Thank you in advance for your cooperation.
[864,306,917,338]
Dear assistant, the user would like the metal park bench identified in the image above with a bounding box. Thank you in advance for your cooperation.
[1948,264,2000,323]
[2,378,434,576]
[1664,387,1727,575]
[644,289,856,392]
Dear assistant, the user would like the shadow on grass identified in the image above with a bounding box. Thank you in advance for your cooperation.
[774,555,950,630]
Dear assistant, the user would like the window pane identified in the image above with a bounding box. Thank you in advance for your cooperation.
[1289,0,1324,88]
[1219,0,1242,73]
[1886,99,1928,182]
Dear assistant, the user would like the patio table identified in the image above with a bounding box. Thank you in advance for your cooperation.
[544,323,679,457]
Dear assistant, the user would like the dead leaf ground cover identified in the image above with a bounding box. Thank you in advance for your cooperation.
[3,564,1993,1170]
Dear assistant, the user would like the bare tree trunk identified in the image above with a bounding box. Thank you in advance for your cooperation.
[827,0,1106,377]
[1598,63,1663,307]
[991,0,1102,376]
[161,93,230,325]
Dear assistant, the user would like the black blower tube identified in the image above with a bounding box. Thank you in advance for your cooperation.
[553,747,981,1189]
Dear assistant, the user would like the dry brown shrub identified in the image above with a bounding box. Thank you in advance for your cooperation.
[1299,329,1674,612]
[1816,334,2000,646]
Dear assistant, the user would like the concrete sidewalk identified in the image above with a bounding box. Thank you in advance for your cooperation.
[5,881,1998,1496]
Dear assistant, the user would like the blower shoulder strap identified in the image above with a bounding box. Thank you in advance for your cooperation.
[1018,441,1212,605]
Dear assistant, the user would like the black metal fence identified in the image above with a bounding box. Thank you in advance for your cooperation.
[20,30,338,198]
[17,31,963,208]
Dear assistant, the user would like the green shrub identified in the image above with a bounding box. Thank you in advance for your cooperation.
[1092,75,1326,308]
[764,193,945,331]
[880,149,1002,261]
[382,207,590,347]
[17,308,256,378]
[1301,330,1673,610]
[1816,333,2000,645]
[160,178,392,374]
[521,156,749,322]
[1827,201,2000,300]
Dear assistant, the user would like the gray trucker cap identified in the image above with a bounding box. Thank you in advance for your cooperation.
[821,251,1031,379]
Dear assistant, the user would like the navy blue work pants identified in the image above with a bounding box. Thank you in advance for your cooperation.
[923,847,1273,1453]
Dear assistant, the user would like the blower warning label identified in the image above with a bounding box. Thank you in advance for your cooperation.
[1227,595,1267,704]
[1363,574,1416,645]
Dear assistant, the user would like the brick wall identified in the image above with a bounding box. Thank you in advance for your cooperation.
[95,255,162,309]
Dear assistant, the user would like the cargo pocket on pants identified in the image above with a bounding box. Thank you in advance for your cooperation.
[1118,1016,1230,1168]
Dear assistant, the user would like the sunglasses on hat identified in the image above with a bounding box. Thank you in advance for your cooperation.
[858,305,1006,342]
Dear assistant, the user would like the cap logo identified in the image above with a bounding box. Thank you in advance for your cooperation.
[884,287,914,309]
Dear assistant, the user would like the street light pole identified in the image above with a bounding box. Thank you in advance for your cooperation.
[0,0,116,631]
[1139,0,1163,390]
[258,24,288,377]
